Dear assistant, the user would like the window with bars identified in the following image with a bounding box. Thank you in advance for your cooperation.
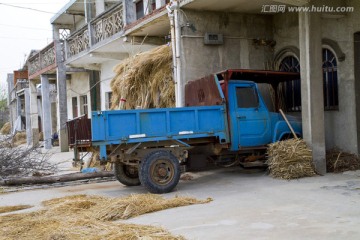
[80,95,88,116]
[279,56,301,112]
[323,48,339,110]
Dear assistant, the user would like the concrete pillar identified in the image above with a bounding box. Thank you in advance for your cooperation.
[29,81,39,146]
[24,88,32,145]
[16,95,21,119]
[53,25,69,152]
[354,32,360,154]
[95,0,105,16]
[299,10,326,174]
[84,0,94,22]
[40,75,52,149]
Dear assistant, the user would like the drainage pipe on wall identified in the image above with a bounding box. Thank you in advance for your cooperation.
[167,0,183,107]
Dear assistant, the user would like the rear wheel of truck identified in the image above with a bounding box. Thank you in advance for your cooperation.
[114,162,141,186]
[139,150,181,194]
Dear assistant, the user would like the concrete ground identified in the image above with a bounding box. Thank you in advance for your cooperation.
[1,155,360,240]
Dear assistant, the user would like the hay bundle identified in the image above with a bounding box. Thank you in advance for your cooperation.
[267,138,317,179]
[0,122,11,135]
[1,194,212,240]
[0,205,33,214]
[326,149,360,173]
[111,44,175,109]
[12,131,27,146]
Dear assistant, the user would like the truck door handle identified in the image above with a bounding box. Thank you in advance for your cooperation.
[237,116,246,119]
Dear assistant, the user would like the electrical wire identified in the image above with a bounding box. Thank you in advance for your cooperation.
[0,2,57,14]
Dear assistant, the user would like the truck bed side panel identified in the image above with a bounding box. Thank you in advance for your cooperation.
[91,106,229,145]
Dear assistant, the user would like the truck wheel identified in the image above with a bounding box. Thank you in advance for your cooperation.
[140,150,180,194]
[114,162,141,186]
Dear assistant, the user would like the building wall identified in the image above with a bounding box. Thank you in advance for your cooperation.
[66,72,91,119]
[100,60,118,110]
[273,1,360,153]
[179,10,274,83]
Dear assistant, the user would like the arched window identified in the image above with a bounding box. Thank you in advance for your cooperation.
[323,48,339,110]
[279,56,301,112]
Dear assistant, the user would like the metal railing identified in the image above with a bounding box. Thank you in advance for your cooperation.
[66,114,92,147]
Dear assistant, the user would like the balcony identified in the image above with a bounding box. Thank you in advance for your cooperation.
[65,3,124,60]
[28,42,57,79]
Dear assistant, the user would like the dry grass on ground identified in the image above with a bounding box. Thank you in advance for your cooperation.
[0,194,212,240]
[0,122,11,135]
[267,138,317,180]
[0,205,33,214]
[12,131,27,146]
[327,149,360,173]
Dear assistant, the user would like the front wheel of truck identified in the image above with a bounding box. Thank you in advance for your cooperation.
[114,162,141,186]
[140,150,180,194]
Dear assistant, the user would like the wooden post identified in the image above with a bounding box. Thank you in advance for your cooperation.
[279,109,299,139]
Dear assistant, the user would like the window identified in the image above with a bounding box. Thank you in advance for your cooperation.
[323,48,339,110]
[80,95,88,115]
[72,97,78,118]
[236,87,259,108]
[136,1,144,19]
[279,56,301,112]
[105,92,113,110]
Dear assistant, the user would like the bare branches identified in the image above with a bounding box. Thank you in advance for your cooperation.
[0,140,56,178]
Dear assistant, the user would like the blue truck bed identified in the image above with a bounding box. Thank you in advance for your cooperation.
[92,105,230,156]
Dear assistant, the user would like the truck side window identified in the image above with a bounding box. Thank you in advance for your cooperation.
[236,87,259,108]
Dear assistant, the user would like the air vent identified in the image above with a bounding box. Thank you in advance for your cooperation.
[204,33,223,45]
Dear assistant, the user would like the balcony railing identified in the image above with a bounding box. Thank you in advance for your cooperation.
[65,3,124,59]
[92,3,124,44]
[67,25,90,58]
[28,42,56,77]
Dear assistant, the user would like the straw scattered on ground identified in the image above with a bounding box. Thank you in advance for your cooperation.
[111,44,175,109]
[0,122,11,135]
[267,138,317,180]
[0,205,33,214]
[1,194,212,240]
[326,149,360,173]
[12,131,27,146]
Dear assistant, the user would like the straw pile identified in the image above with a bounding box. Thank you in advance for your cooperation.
[0,194,212,240]
[267,138,317,179]
[111,44,175,109]
[326,149,360,173]
[11,131,27,146]
[0,122,11,135]
[0,205,32,214]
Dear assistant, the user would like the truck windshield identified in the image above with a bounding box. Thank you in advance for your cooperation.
[236,87,259,108]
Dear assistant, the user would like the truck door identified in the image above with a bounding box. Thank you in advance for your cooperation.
[229,82,271,149]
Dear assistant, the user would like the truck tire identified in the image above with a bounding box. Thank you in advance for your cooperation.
[114,162,141,186]
[139,150,181,194]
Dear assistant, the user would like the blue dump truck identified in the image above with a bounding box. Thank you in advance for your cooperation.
[91,69,302,193]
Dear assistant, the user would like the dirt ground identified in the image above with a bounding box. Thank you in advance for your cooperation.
[1,149,360,240]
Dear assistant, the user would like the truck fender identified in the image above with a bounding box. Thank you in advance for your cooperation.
[272,121,301,142]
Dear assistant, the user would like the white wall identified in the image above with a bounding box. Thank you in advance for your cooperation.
[100,60,118,110]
